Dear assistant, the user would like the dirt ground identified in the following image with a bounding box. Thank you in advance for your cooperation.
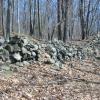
[0,58,100,100]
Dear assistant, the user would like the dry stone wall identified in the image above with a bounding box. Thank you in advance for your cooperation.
[0,35,99,67]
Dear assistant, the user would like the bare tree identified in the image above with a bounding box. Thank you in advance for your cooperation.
[46,0,51,40]
[6,0,11,42]
[37,0,42,38]
[32,0,36,35]
[11,0,14,33]
[1,0,5,36]
[17,0,20,34]
[79,0,86,40]
[29,0,33,35]
[63,0,68,42]
[0,0,1,30]
[23,0,27,33]
[0,0,99,41]
[57,0,62,40]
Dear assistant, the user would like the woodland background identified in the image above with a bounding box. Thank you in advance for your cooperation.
[0,0,100,42]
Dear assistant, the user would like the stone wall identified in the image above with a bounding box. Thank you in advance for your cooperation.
[0,35,99,67]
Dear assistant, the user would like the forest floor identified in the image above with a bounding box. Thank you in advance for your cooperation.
[0,59,100,100]
[0,37,100,100]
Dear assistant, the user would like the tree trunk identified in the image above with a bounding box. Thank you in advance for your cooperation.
[6,0,11,42]
[37,0,42,38]
[63,0,68,42]
[57,0,62,40]
[11,0,14,33]
[46,0,51,40]
[79,0,86,40]
[17,0,20,34]
[1,0,5,36]
[29,0,33,35]
[32,0,36,35]
[23,0,26,33]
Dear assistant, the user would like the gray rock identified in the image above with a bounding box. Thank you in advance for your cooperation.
[95,57,100,60]
[4,44,13,52]
[22,47,31,55]
[13,52,22,61]
[46,45,57,57]
[69,47,73,52]
[10,66,18,72]
[0,47,4,54]
[21,37,29,46]
[32,51,36,57]
[22,47,27,54]
[33,44,38,50]
[44,58,55,64]
[52,61,63,70]
[1,65,10,71]
[94,48,100,58]
[93,48,100,60]
[49,59,55,64]
[0,49,9,61]
[0,37,5,45]
[13,44,21,52]
[16,62,24,67]
[83,47,94,56]
[23,61,30,66]
[46,45,57,53]
[29,44,39,51]
[57,53,64,63]
[67,52,73,58]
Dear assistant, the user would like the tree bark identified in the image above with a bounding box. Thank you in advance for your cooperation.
[17,0,20,34]
[1,0,5,36]
[6,0,11,42]
[11,0,14,33]
[57,0,62,40]
[79,0,86,40]
[32,0,36,35]
[37,0,42,38]
[63,0,68,42]
[29,0,33,35]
